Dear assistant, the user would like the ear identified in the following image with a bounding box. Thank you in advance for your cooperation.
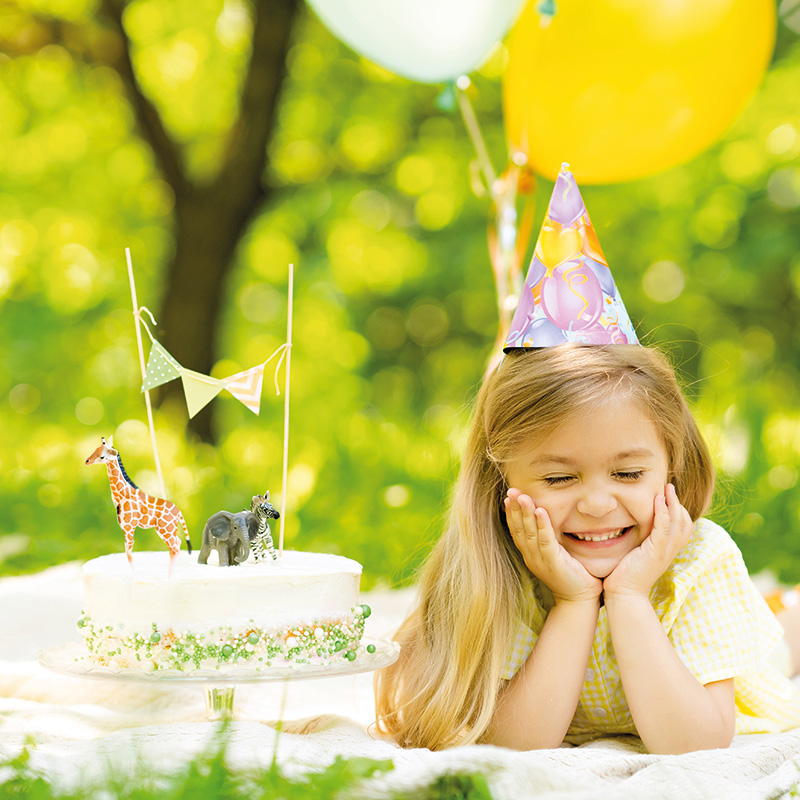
[265,490,270,500]
[107,435,114,448]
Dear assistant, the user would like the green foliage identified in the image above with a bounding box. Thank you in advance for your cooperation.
[1,3,800,589]
[0,734,495,800]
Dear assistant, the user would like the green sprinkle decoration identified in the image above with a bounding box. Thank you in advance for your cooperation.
[221,645,234,658]
[360,604,372,619]
[344,650,357,661]
[366,644,376,654]
[247,632,259,645]
[150,632,161,643]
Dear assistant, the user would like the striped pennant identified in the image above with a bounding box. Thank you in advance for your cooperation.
[224,363,265,415]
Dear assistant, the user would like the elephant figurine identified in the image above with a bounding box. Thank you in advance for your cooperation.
[197,510,257,566]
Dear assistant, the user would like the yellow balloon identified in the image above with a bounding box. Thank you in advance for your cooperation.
[503,0,776,184]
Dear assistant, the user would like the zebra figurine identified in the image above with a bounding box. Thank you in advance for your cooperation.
[248,491,280,562]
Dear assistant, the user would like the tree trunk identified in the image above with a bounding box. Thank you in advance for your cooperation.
[159,0,299,442]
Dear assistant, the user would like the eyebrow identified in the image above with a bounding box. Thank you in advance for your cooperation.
[532,448,656,467]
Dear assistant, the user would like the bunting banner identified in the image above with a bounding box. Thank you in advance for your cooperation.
[141,340,182,391]
[224,363,266,415]
[140,334,286,418]
[180,369,225,418]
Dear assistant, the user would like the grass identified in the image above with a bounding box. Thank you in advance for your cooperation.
[0,728,495,800]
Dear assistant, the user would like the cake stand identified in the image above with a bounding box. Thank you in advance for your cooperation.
[39,638,400,720]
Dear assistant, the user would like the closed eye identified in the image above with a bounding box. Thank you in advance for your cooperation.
[614,470,644,481]
[542,475,574,486]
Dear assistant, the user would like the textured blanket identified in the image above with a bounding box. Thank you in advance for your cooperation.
[2,563,800,799]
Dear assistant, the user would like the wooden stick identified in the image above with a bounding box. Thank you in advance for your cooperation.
[125,248,167,499]
[278,263,294,556]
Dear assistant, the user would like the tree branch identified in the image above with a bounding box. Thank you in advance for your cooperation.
[96,0,188,196]
[213,0,299,212]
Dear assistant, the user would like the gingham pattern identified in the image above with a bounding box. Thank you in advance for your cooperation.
[501,518,800,742]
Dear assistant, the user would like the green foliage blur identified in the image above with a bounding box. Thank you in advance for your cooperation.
[1,732,494,799]
[1,2,800,588]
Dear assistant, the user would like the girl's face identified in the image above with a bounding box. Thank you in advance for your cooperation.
[505,395,670,579]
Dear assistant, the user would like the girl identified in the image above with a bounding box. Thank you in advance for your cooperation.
[375,344,800,753]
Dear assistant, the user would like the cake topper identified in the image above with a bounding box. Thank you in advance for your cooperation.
[503,163,639,350]
[85,436,192,572]
[249,491,280,562]
[197,491,280,567]
[197,508,253,566]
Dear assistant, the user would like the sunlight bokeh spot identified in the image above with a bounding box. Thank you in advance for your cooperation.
[767,168,800,209]
[247,230,299,281]
[238,282,283,325]
[349,190,391,231]
[415,190,457,230]
[364,307,406,351]
[274,139,329,183]
[75,397,105,426]
[339,120,403,172]
[9,384,41,415]
[766,124,800,158]
[769,465,798,490]
[719,141,764,184]
[407,301,449,347]
[642,260,685,303]
[396,154,436,195]
[383,484,410,508]
[1,220,37,256]
[216,0,252,49]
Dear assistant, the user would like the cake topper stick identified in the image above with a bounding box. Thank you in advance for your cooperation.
[126,247,168,499]
[278,263,294,558]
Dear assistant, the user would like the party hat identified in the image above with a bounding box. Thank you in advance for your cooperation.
[504,163,638,350]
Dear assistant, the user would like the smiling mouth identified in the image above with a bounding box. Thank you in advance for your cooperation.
[565,526,633,542]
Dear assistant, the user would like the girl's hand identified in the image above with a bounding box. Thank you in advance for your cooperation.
[505,489,603,604]
[603,483,692,598]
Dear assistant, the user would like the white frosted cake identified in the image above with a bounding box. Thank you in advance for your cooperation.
[77,550,372,673]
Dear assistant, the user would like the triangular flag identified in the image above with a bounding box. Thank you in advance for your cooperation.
[142,340,182,391]
[224,364,266,415]
[180,369,225,418]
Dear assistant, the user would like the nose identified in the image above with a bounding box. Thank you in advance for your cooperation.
[576,481,618,517]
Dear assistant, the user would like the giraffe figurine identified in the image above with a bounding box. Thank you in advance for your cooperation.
[85,436,192,572]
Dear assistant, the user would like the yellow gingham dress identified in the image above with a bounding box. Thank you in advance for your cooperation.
[501,518,800,743]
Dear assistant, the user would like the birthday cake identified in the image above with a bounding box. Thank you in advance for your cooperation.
[77,550,371,673]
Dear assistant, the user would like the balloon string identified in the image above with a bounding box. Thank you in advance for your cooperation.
[455,77,497,190]
[455,77,536,373]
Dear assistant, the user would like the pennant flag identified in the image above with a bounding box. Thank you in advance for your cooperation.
[180,369,225,418]
[224,363,266,415]
[142,340,182,391]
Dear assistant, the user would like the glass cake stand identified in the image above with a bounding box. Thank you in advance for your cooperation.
[39,638,400,720]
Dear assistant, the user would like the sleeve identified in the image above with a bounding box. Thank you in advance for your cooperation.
[665,539,784,686]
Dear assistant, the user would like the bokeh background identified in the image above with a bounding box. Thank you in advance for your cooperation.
[2,0,800,587]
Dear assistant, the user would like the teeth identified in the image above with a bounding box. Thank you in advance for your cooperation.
[570,528,628,542]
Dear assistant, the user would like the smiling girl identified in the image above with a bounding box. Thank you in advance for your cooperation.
[375,345,800,753]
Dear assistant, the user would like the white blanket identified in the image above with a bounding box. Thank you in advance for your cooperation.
[2,563,800,799]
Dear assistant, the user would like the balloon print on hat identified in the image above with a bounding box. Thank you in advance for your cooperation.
[503,0,776,183]
[504,164,639,350]
[305,0,526,83]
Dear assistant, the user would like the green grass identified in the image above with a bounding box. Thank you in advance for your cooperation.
[0,729,495,800]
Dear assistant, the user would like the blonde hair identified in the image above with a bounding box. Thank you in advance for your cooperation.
[374,344,714,750]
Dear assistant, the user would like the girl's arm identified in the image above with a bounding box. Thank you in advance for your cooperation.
[604,485,736,753]
[486,595,600,749]
[486,491,602,749]
[604,592,735,753]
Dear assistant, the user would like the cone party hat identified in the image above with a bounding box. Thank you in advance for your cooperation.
[504,163,638,350]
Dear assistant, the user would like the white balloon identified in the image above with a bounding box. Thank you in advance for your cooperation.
[306,0,526,83]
